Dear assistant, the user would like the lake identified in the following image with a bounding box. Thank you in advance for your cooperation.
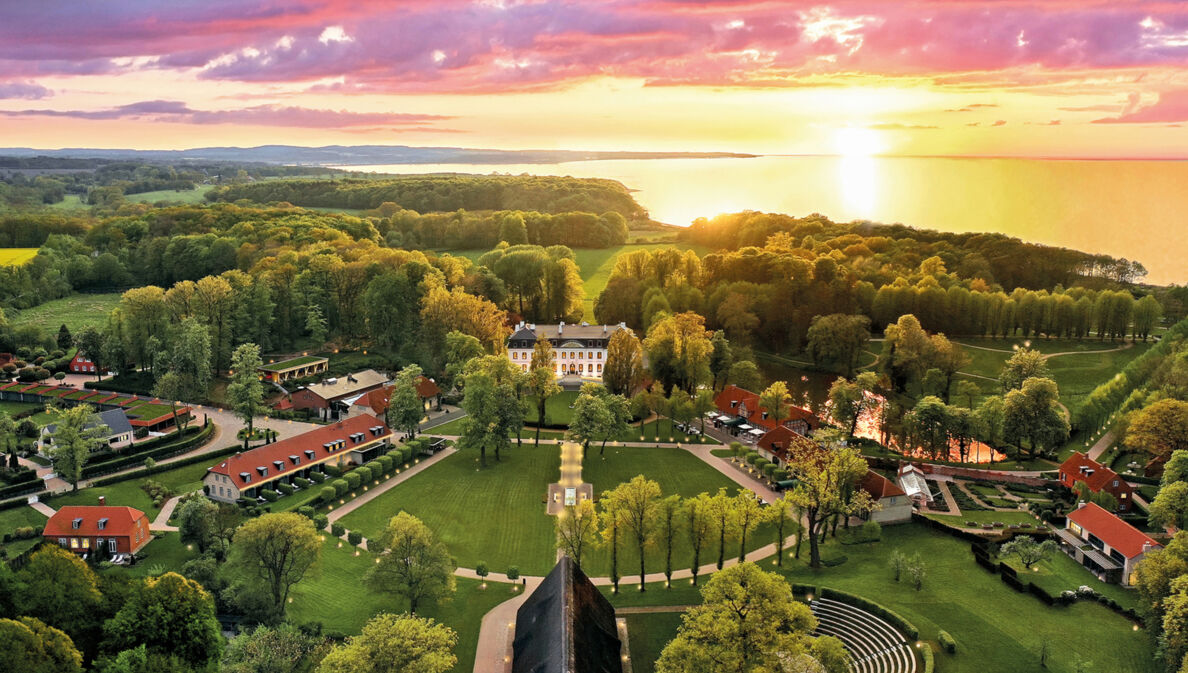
[338,155,1188,285]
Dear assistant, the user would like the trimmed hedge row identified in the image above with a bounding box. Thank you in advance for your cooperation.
[817,586,920,640]
[81,423,215,479]
[0,478,45,502]
[89,443,239,488]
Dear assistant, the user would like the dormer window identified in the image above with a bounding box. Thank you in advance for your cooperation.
[72,518,82,529]
[304,450,316,460]
[98,518,108,530]
[273,460,284,471]
[730,401,738,408]
[240,471,251,483]
[289,455,300,465]
[257,466,268,477]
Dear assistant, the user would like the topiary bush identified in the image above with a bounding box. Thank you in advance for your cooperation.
[344,472,362,490]
[261,489,279,502]
[277,483,295,496]
[348,530,363,546]
[309,471,327,483]
[377,455,394,472]
[294,477,311,488]
[323,464,343,478]
[320,486,336,503]
[331,522,346,537]
[353,466,372,484]
[331,479,348,497]
[313,514,329,530]
[507,566,520,581]
[297,505,315,518]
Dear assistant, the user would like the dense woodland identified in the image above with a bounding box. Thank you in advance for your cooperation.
[209,174,647,220]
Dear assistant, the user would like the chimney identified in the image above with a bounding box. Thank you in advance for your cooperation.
[603,325,607,334]
[1143,542,1153,553]
[558,321,564,335]
[98,495,106,506]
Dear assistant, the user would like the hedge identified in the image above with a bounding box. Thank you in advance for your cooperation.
[921,642,935,673]
[81,423,215,479]
[331,523,345,537]
[344,472,361,490]
[938,630,956,654]
[309,471,327,483]
[0,479,46,502]
[293,477,311,489]
[320,486,335,503]
[261,489,279,502]
[818,587,919,640]
[331,479,348,497]
[377,455,394,473]
[277,483,295,496]
[323,464,343,478]
[88,440,236,488]
[312,514,328,530]
[353,467,371,484]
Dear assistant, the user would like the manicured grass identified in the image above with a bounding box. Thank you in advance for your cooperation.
[579,445,773,577]
[288,538,507,672]
[0,506,47,539]
[523,391,580,426]
[260,355,327,371]
[424,416,567,440]
[8,293,123,334]
[1001,551,1140,611]
[338,445,561,575]
[924,510,1045,526]
[125,532,199,577]
[768,524,1154,673]
[0,401,40,417]
[624,612,684,673]
[48,458,212,512]
[0,248,38,266]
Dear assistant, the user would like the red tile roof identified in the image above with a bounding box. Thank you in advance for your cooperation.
[1067,502,1160,558]
[416,376,441,399]
[208,413,391,486]
[861,470,907,500]
[1059,452,1124,492]
[352,376,440,416]
[714,384,820,433]
[43,506,147,538]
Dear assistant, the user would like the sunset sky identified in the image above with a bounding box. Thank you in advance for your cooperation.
[3,1,1188,157]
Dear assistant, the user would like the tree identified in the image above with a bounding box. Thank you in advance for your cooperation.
[759,381,791,430]
[828,375,875,438]
[368,512,456,613]
[787,439,873,568]
[685,493,714,586]
[616,476,662,590]
[1160,577,1188,673]
[1000,348,1049,392]
[709,331,733,391]
[709,488,735,570]
[316,613,457,673]
[812,635,852,673]
[221,623,324,673]
[0,617,82,673]
[527,339,561,447]
[974,394,1006,452]
[1149,482,1188,531]
[1135,532,1188,630]
[1126,399,1188,463]
[733,490,763,562]
[604,328,644,396]
[227,512,321,619]
[881,314,932,393]
[102,572,221,668]
[655,563,817,673]
[386,365,426,439]
[599,489,624,593]
[442,330,484,392]
[1164,450,1188,487]
[1003,377,1069,460]
[953,379,981,410]
[16,546,102,655]
[765,493,801,567]
[569,385,630,456]
[226,343,265,450]
[74,326,106,381]
[175,496,220,554]
[1133,295,1163,341]
[728,359,762,392]
[556,500,600,569]
[458,358,522,467]
[692,388,715,435]
[45,404,105,491]
[806,313,871,377]
[655,495,682,586]
[1000,537,1059,570]
[644,311,713,393]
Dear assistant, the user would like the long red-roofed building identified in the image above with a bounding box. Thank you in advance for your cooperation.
[204,414,392,503]
[1058,452,1135,512]
[1061,502,1161,585]
[44,505,151,556]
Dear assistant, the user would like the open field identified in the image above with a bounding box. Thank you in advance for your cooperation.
[0,401,42,417]
[449,240,708,320]
[9,292,123,334]
[123,185,213,204]
[0,248,38,266]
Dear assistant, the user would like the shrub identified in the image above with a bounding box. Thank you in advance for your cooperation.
[321,486,336,503]
[261,489,279,502]
[939,630,957,654]
[297,505,315,518]
[772,468,789,482]
[277,483,295,496]
[507,566,520,581]
[323,464,343,478]
[762,463,777,478]
[294,477,311,488]
[353,467,372,484]
[475,561,489,579]
[745,452,760,466]
[309,471,327,483]
[331,479,349,497]
[331,523,346,537]
[861,519,881,542]
[313,514,329,530]
[730,441,745,457]
[377,455,394,472]
[347,530,363,546]
[344,472,362,490]
[754,458,770,471]
[13,526,35,539]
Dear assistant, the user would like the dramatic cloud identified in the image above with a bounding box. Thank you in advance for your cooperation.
[1094,89,1188,123]
[0,1,1186,92]
[0,100,451,128]
[0,80,51,99]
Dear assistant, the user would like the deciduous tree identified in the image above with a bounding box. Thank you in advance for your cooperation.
[1126,399,1188,463]
[221,623,324,673]
[368,512,456,614]
[0,617,81,673]
[616,476,662,590]
[226,343,265,449]
[1000,348,1049,392]
[102,572,221,668]
[685,493,713,586]
[227,512,321,619]
[386,365,426,440]
[45,404,105,491]
[603,328,644,396]
[555,500,600,570]
[316,613,457,673]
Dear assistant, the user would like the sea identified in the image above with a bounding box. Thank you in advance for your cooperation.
[333,155,1188,286]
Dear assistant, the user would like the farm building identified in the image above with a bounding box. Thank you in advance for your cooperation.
[38,408,134,454]
[1059,502,1161,586]
[287,369,390,421]
[257,355,329,383]
[44,505,151,556]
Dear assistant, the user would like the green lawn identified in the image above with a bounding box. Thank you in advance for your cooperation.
[0,401,40,417]
[338,445,561,575]
[625,612,684,673]
[288,539,508,672]
[0,506,48,552]
[123,185,213,205]
[48,458,213,512]
[8,293,123,334]
[1001,551,1140,611]
[924,510,1046,526]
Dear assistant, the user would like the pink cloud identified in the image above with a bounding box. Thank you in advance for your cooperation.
[1093,90,1188,123]
[0,100,451,128]
[0,1,1185,94]
[0,80,51,99]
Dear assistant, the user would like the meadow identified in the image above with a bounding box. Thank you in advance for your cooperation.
[8,292,123,333]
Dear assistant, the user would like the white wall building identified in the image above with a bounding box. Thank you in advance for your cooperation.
[506,321,629,384]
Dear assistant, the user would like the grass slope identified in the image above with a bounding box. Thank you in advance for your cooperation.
[9,292,123,334]
[624,612,683,673]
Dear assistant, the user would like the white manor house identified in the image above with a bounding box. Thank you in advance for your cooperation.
[506,321,629,383]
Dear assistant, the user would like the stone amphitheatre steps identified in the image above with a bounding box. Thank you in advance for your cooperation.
[809,597,918,673]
